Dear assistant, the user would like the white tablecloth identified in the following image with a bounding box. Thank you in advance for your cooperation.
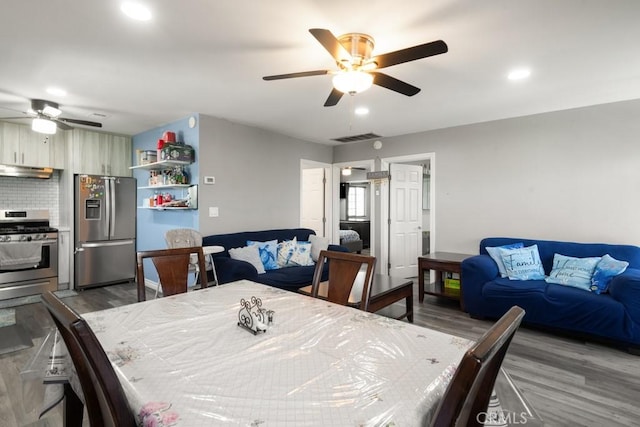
[83,280,472,426]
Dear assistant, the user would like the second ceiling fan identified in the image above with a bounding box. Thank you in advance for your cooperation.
[263,28,448,107]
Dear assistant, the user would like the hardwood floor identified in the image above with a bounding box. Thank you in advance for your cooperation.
[1,281,639,426]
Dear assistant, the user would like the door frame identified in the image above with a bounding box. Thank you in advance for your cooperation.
[380,152,435,275]
[300,160,333,238]
[331,159,376,249]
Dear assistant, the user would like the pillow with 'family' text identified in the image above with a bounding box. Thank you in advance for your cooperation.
[590,254,629,294]
[497,244,545,280]
[247,239,279,271]
[486,242,524,277]
[545,254,601,291]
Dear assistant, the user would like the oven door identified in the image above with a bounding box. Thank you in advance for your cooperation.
[0,238,58,284]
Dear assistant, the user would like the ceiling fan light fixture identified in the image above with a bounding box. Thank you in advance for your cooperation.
[42,105,62,117]
[332,71,373,94]
[341,168,352,176]
[32,118,57,134]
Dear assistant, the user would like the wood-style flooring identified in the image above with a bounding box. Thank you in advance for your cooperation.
[1,281,639,427]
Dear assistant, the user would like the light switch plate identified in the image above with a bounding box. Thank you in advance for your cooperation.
[209,207,219,217]
[204,176,215,184]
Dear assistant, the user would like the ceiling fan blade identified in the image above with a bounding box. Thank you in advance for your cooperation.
[372,40,448,69]
[0,116,29,120]
[324,88,344,107]
[371,72,421,96]
[309,28,352,64]
[58,117,102,128]
[53,119,73,130]
[263,70,330,81]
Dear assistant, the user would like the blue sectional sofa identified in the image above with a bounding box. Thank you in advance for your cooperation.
[202,228,347,291]
[462,237,640,353]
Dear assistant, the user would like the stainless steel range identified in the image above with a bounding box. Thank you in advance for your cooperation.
[0,210,58,300]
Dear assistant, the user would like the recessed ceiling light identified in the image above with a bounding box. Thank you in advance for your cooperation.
[354,107,369,116]
[508,68,531,81]
[46,87,67,97]
[120,2,152,21]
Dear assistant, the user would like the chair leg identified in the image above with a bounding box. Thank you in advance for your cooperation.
[63,382,83,427]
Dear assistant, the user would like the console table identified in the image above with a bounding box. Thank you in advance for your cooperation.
[418,252,474,309]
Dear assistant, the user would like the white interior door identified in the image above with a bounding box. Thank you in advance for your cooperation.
[389,163,423,278]
[301,168,325,236]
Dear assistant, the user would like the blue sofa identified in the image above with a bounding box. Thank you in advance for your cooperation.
[202,228,347,291]
[462,237,640,353]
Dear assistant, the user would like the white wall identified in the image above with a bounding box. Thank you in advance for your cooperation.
[197,115,333,235]
[333,99,640,253]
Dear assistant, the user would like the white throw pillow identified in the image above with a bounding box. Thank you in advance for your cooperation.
[229,245,265,274]
[308,234,330,262]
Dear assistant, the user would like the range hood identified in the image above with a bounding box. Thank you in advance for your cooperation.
[0,164,53,179]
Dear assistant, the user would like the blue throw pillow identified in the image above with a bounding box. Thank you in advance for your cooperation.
[486,242,524,277]
[247,239,279,271]
[590,254,629,294]
[497,244,545,280]
[545,254,601,291]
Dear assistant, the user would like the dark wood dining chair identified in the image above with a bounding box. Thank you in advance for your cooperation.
[310,249,376,311]
[429,305,525,427]
[41,291,137,427]
[136,246,208,302]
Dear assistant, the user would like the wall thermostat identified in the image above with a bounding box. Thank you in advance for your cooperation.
[204,176,215,184]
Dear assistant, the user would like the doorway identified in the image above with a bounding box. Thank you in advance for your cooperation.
[381,153,435,277]
[300,160,332,238]
[331,160,375,254]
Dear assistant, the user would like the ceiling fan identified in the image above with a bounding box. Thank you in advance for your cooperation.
[1,99,102,134]
[263,28,448,107]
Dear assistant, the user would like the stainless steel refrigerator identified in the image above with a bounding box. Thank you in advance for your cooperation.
[74,175,136,289]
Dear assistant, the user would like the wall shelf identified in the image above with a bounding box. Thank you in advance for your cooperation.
[138,206,192,210]
[138,184,191,190]
[130,160,191,170]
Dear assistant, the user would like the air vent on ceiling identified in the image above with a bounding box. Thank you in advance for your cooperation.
[331,132,381,143]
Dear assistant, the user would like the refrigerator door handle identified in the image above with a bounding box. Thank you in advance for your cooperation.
[110,178,116,238]
[104,178,111,239]
[80,240,135,248]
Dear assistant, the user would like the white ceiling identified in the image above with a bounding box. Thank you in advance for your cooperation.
[1,0,640,145]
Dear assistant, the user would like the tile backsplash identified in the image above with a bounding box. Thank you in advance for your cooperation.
[0,171,60,226]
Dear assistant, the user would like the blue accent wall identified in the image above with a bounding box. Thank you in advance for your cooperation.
[132,114,200,261]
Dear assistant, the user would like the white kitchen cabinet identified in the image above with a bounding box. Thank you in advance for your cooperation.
[0,121,52,167]
[18,125,51,167]
[72,129,132,176]
[58,230,71,286]
[49,129,70,170]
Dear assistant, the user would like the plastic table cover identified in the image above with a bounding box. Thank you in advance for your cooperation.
[82,280,472,426]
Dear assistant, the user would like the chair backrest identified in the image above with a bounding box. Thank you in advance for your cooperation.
[41,292,136,427]
[164,228,203,248]
[310,250,376,311]
[136,246,208,301]
[429,306,525,427]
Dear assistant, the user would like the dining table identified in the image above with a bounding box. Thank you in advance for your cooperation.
[82,279,474,426]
